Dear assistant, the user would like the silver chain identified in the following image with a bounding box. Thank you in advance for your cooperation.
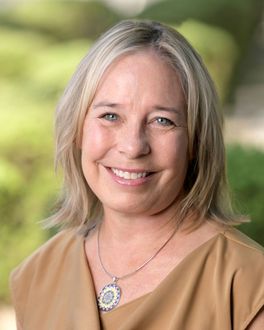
[97,223,178,282]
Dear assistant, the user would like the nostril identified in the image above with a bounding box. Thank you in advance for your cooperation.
[117,133,151,158]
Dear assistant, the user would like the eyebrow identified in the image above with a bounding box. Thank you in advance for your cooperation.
[92,102,120,109]
[92,102,183,115]
[152,105,183,116]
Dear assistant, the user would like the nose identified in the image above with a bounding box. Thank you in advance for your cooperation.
[117,123,150,159]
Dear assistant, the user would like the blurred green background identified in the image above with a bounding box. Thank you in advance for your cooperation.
[0,0,264,303]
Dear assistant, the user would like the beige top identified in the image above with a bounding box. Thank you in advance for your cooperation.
[10,227,264,330]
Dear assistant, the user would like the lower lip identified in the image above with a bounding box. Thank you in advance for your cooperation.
[106,168,153,186]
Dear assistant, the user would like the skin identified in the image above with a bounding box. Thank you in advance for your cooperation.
[81,50,188,220]
[246,308,264,330]
[246,307,264,330]
[17,50,264,329]
[82,50,226,307]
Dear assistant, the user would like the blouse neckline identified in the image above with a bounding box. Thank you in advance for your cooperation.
[81,230,226,315]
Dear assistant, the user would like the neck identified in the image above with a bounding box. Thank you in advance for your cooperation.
[99,204,186,249]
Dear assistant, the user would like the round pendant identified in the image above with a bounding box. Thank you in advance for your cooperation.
[97,282,121,312]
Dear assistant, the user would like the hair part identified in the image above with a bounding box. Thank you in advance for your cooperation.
[44,19,246,231]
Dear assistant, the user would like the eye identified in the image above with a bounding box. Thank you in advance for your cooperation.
[100,113,119,121]
[154,117,175,127]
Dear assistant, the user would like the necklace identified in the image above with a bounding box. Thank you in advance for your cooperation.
[97,223,178,312]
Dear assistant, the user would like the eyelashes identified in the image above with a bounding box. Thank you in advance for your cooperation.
[151,117,175,127]
[99,112,178,128]
[100,113,118,121]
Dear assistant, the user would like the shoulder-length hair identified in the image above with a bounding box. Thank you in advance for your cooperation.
[45,19,245,230]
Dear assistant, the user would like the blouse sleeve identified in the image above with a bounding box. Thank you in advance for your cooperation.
[10,265,30,328]
[231,246,264,330]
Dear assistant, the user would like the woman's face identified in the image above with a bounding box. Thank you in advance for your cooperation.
[81,50,189,217]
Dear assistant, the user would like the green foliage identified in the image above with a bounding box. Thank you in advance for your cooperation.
[139,0,262,51]
[28,39,91,99]
[0,158,24,219]
[0,0,121,41]
[139,0,257,102]
[227,145,264,245]
[0,41,90,263]
[0,28,54,78]
[175,20,239,101]
[0,4,263,302]
[0,32,90,104]
[0,93,57,302]
[0,220,49,302]
[0,127,58,301]
[0,28,90,303]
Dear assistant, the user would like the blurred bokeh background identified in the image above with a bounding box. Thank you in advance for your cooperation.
[0,0,264,327]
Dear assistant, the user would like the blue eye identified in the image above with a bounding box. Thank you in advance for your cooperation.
[102,113,118,121]
[156,117,174,126]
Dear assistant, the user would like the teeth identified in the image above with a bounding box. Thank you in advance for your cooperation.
[111,168,148,180]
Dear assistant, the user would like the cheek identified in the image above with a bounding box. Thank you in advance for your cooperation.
[81,122,113,160]
[157,132,189,165]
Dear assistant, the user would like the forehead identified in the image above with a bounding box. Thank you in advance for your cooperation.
[93,49,185,106]
[100,49,177,81]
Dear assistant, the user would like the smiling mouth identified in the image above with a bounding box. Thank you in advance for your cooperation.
[110,168,152,180]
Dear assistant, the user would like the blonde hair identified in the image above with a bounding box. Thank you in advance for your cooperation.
[46,19,244,230]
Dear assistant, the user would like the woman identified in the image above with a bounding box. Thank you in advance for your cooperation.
[10,20,264,329]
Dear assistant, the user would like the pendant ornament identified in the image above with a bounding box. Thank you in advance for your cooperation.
[97,280,121,312]
[97,223,179,312]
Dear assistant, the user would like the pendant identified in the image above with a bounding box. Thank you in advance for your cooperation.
[97,280,121,312]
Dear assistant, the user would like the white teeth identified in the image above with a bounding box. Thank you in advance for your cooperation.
[111,168,148,180]
[131,173,138,179]
[124,172,130,179]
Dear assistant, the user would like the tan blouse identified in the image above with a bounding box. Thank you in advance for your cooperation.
[10,227,264,330]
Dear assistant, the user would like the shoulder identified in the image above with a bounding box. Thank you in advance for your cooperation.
[219,227,264,289]
[220,227,264,329]
[221,227,264,267]
[11,228,80,282]
[10,228,83,325]
[223,226,264,251]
